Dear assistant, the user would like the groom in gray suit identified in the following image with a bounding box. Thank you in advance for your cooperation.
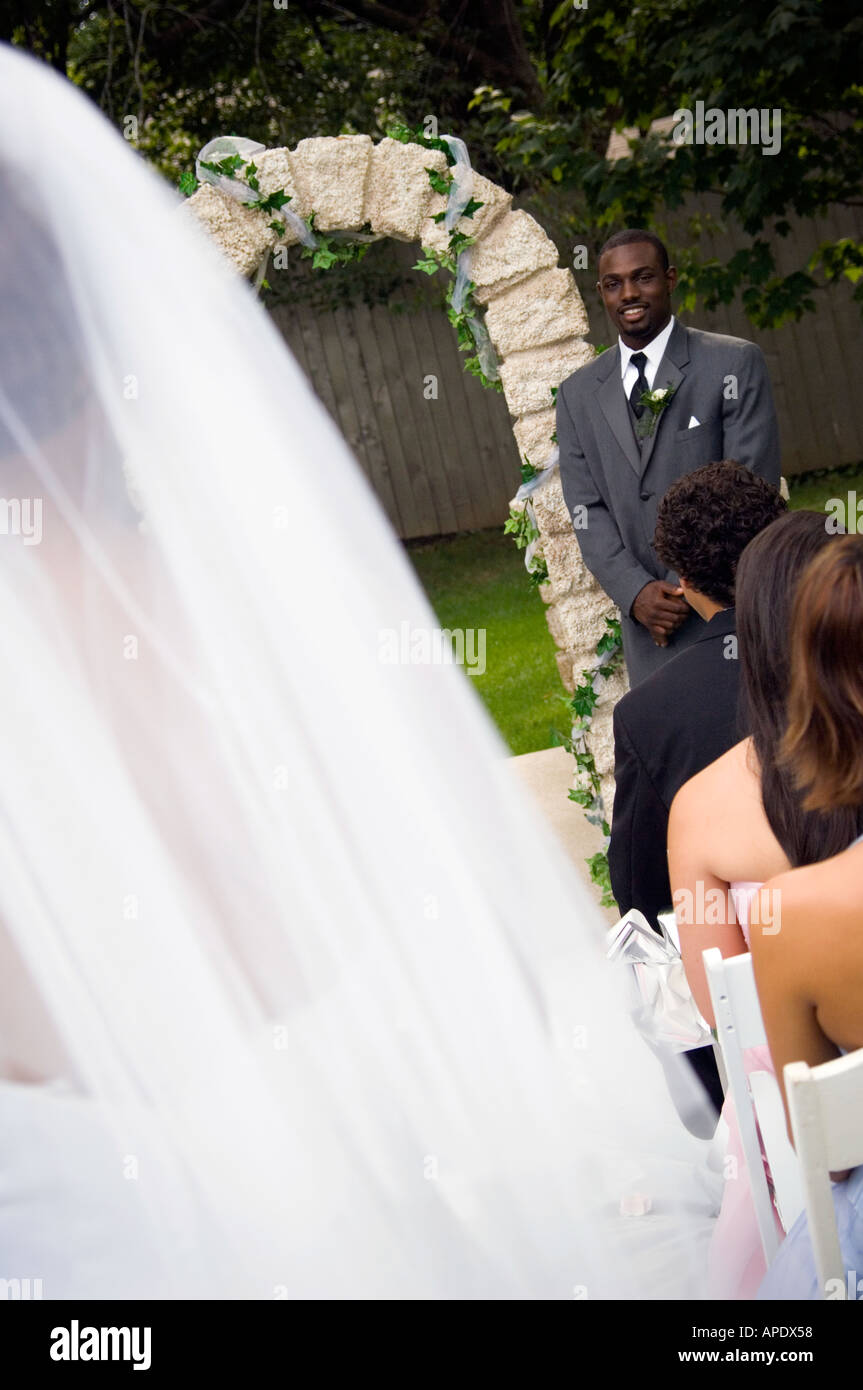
[557,229,780,686]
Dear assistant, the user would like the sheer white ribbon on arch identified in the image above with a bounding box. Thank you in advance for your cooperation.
[0,44,717,1300]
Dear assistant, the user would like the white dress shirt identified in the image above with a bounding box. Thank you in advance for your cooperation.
[619,315,675,401]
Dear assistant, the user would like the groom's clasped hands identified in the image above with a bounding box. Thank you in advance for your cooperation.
[632,579,690,646]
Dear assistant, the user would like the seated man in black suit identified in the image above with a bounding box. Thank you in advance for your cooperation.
[608,460,785,1115]
[609,459,785,926]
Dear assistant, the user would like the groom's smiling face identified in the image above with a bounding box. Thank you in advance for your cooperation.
[597,242,677,349]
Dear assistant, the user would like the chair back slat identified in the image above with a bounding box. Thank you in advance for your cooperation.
[715,951,768,1051]
[703,947,781,1263]
[786,1052,863,1295]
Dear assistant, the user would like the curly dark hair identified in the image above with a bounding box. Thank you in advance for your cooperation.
[654,460,786,607]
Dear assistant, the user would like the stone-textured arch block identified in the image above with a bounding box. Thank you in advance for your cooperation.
[419,171,511,253]
[545,589,616,655]
[499,340,594,418]
[364,138,447,240]
[183,183,277,275]
[531,469,576,536]
[511,409,557,469]
[542,531,592,602]
[593,664,629,811]
[554,648,577,693]
[468,210,559,303]
[485,268,590,358]
[290,135,373,231]
[255,147,311,244]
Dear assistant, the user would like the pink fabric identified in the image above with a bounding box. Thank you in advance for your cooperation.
[706,883,785,1301]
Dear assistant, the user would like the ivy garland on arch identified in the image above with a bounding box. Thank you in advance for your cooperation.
[389,129,625,908]
[179,125,623,907]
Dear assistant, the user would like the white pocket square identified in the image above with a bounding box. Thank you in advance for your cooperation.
[687,416,701,429]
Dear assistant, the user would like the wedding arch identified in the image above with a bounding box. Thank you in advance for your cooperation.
[183,131,629,831]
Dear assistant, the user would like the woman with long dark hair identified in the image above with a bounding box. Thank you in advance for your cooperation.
[754,536,863,1298]
[669,511,857,1023]
[668,509,859,1298]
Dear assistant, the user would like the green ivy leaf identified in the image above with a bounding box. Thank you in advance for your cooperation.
[571,688,597,719]
[386,125,452,161]
[200,154,246,178]
[426,167,452,196]
[456,320,474,349]
[261,189,291,212]
[502,506,538,549]
[449,231,476,255]
[569,789,593,807]
[587,850,614,908]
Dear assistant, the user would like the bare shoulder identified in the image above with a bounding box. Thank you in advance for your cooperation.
[751,845,863,1035]
[756,842,863,955]
[669,738,786,881]
[749,863,818,964]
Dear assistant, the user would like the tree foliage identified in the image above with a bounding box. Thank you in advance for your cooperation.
[475,0,863,327]
[3,0,861,325]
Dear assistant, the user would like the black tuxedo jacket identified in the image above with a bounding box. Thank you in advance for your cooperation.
[608,608,744,927]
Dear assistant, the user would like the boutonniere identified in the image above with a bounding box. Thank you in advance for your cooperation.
[636,382,677,439]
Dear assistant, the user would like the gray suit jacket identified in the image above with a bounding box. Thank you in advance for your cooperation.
[556,319,780,685]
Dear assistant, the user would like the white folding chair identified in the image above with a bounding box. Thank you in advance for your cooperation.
[785,1050,863,1297]
[703,947,804,1264]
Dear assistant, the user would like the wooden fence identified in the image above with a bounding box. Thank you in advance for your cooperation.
[268,245,521,540]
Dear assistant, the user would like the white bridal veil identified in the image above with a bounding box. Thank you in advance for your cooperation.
[0,45,716,1299]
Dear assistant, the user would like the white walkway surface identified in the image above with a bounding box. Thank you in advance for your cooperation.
[506,745,619,925]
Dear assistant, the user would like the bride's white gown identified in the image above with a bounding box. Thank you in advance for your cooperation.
[0,43,718,1299]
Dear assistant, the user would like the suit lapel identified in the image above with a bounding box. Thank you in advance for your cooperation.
[597,347,641,476]
[638,320,691,476]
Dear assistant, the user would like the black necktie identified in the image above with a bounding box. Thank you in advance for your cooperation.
[628,351,649,418]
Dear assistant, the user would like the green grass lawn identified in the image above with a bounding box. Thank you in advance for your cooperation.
[408,463,863,755]
[407,528,566,755]
[784,465,863,514]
